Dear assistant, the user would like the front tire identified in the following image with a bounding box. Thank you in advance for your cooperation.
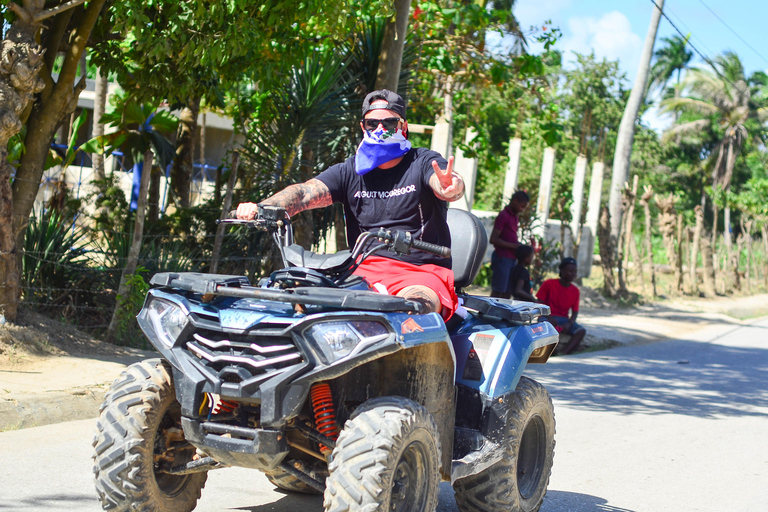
[92,359,207,512]
[453,376,555,512]
[323,396,441,512]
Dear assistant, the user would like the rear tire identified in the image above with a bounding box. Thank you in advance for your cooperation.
[453,376,555,512]
[323,396,441,512]
[92,359,207,512]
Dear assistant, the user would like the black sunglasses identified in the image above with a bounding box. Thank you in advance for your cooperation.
[363,117,403,132]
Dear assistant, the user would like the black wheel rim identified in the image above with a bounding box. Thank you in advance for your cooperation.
[153,403,193,496]
[517,415,546,499]
[391,440,430,512]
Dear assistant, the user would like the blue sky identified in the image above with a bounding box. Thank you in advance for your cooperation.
[512,0,768,130]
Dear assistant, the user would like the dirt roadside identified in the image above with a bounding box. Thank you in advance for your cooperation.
[2,292,767,431]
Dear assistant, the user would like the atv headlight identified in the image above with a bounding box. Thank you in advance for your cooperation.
[306,321,388,363]
[147,298,189,348]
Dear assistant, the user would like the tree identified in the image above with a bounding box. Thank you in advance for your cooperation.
[608,0,664,244]
[1,0,103,323]
[661,52,768,247]
[649,34,692,94]
[374,0,411,92]
[1,0,379,323]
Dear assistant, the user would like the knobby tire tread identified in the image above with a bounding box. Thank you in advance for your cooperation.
[453,376,555,512]
[92,358,207,512]
[323,396,441,512]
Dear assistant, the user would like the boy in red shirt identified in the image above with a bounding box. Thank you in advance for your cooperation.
[537,257,587,354]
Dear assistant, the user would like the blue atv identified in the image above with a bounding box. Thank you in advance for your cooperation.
[92,205,559,512]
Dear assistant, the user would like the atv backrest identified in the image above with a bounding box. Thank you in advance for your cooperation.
[447,209,488,289]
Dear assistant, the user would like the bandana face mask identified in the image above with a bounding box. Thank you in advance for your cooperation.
[355,125,412,175]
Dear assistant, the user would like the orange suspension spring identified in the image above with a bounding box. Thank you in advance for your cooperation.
[310,383,339,455]
[212,396,239,415]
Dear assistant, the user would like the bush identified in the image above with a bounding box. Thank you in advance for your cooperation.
[111,269,150,348]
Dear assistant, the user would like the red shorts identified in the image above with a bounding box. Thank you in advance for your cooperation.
[353,255,459,320]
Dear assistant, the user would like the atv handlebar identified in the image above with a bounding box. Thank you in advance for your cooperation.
[220,205,450,259]
[372,228,451,258]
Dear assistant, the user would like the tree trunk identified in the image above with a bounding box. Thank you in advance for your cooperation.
[629,231,645,293]
[608,0,664,244]
[621,175,638,286]
[743,220,754,293]
[762,224,768,291]
[655,193,678,295]
[170,97,200,209]
[199,112,207,165]
[731,234,744,292]
[107,150,154,341]
[0,11,46,322]
[639,186,656,297]
[598,206,616,297]
[211,152,240,273]
[724,201,732,251]
[374,0,411,92]
[91,67,109,180]
[1,0,104,323]
[690,205,703,295]
[676,212,684,292]
[700,232,716,298]
[147,164,161,224]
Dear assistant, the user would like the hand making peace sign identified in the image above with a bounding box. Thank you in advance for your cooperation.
[430,156,465,202]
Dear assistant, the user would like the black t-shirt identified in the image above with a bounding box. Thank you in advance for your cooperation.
[315,148,451,268]
[509,264,531,299]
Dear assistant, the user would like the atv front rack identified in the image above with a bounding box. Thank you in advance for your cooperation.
[150,272,423,314]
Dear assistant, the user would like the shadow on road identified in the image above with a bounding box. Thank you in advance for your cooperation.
[0,493,96,509]
[542,490,636,511]
[235,492,322,511]
[528,333,768,419]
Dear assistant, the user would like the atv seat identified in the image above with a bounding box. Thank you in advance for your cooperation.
[446,209,488,289]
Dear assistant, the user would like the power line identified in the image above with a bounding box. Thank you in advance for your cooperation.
[662,3,717,60]
[647,0,742,91]
[697,0,768,67]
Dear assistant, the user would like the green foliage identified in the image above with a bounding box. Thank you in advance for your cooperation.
[649,34,693,94]
[472,262,493,288]
[22,210,89,304]
[529,236,561,288]
[91,0,390,107]
[110,269,150,348]
[83,92,178,169]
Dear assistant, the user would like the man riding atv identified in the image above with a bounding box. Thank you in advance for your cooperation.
[236,89,465,320]
[93,89,558,512]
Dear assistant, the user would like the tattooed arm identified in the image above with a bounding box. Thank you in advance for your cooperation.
[236,179,333,220]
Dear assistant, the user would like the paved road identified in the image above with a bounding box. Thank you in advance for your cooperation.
[1,319,766,512]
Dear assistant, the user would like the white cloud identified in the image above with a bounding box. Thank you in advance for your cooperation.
[562,11,642,76]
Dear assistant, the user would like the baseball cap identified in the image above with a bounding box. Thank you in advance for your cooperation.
[362,89,407,120]
[559,257,577,269]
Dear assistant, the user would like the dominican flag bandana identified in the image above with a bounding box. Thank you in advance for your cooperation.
[355,127,412,175]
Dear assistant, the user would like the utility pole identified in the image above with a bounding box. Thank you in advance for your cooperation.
[608,0,665,243]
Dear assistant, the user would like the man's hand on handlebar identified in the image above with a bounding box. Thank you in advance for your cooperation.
[236,202,259,220]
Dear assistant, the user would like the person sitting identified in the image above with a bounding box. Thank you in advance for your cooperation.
[489,191,529,299]
[508,244,537,302]
[236,89,465,319]
[537,256,587,354]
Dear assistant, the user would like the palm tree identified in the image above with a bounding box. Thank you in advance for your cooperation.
[661,51,768,246]
[649,34,693,95]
